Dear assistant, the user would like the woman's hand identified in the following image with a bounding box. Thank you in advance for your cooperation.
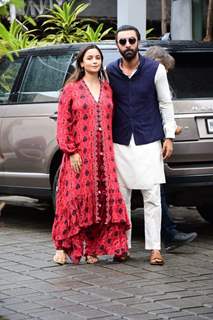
[70,153,82,173]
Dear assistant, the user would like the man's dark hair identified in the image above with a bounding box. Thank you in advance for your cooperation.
[115,25,141,41]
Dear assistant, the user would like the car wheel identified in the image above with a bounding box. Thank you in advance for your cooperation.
[52,167,60,213]
[197,205,213,224]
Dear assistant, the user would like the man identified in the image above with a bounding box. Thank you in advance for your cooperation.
[144,46,197,252]
[161,186,197,252]
[106,25,194,265]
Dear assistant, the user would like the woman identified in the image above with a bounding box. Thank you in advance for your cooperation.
[52,44,130,265]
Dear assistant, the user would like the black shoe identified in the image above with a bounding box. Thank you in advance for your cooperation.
[165,232,197,252]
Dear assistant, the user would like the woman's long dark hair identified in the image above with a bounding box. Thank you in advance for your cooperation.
[66,44,107,84]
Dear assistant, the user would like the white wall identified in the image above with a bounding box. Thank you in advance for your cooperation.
[171,0,192,40]
[117,0,147,39]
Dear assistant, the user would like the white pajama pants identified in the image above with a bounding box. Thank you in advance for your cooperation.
[113,138,164,250]
[118,183,162,250]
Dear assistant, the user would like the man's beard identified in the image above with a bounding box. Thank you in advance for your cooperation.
[119,48,138,61]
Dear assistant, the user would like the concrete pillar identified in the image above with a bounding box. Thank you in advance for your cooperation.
[9,4,16,22]
[192,0,203,40]
[117,0,147,40]
[171,0,192,40]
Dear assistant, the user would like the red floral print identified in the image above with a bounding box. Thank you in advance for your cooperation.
[52,79,130,263]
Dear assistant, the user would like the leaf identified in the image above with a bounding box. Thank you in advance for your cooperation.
[146,28,154,35]
[99,27,113,40]
[39,0,91,44]
[0,6,8,16]
[77,23,114,42]
[0,18,40,60]
[23,15,37,27]
[11,0,24,9]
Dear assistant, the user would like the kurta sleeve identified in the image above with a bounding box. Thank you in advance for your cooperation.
[154,63,176,139]
[56,84,78,154]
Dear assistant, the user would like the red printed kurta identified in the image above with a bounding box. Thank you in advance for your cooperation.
[52,79,130,263]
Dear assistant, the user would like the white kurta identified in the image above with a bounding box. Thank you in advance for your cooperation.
[114,137,165,189]
[114,63,176,190]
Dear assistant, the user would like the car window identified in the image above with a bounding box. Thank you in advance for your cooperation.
[0,58,23,104]
[168,52,213,99]
[67,49,119,72]
[103,50,119,66]
[64,50,120,82]
[17,54,73,103]
[63,51,78,82]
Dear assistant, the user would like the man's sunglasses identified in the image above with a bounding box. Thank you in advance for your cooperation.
[118,37,137,46]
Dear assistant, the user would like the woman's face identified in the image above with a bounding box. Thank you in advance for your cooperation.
[80,48,102,75]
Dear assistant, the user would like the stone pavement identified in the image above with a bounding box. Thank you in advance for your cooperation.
[0,201,213,320]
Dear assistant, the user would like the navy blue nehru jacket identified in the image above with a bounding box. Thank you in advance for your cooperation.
[106,54,165,146]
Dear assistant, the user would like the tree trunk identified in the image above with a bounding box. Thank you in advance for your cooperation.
[161,0,167,35]
[203,0,213,41]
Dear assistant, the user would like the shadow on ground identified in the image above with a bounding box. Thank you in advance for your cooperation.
[0,197,211,241]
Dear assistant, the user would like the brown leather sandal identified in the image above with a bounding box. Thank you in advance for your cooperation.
[150,250,164,265]
[113,251,130,262]
[85,255,99,264]
[53,250,67,265]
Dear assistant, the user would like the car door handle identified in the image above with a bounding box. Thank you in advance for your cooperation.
[49,112,58,120]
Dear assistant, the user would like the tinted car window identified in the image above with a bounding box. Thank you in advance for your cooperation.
[102,50,119,66]
[17,54,72,103]
[69,50,119,72]
[0,58,23,104]
[168,52,213,99]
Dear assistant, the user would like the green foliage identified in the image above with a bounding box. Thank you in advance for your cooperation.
[146,27,155,39]
[78,23,114,42]
[39,0,91,43]
[0,69,12,93]
[10,0,24,8]
[0,62,19,93]
[0,18,39,60]
[0,0,154,61]
[0,0,24,16]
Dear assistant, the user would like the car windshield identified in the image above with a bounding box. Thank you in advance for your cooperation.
[168,52,213,99]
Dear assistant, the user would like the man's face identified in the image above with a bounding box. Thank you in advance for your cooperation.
[116,30,139,61]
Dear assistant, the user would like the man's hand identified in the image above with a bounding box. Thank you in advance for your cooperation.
[70,153,82,174]
[162,139,173,160]
[175,125,182,135]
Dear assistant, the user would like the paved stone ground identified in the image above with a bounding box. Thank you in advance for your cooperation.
[0,200,213,320]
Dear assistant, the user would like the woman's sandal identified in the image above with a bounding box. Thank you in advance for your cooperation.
[85,255,99,264]
[53,250,67,265]
[149,250,164,265]
[113,251,130,262]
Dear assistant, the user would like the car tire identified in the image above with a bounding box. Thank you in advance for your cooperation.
[52,167,60,213]
[197,205,213,224]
